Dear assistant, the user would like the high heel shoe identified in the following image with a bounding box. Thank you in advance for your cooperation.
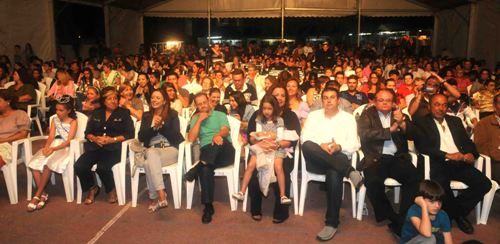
[84,186,100,205]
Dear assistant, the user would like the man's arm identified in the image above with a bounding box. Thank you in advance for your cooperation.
[188,113,208,142]
[411,197,432,238]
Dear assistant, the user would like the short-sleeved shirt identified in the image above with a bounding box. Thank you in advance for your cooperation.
[189,110,231,148]
[6,84,36,111]
[400,204,451,243]
[0,110,30,138]
[340,91,368,106]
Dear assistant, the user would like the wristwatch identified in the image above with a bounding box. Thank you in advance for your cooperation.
[113,137,117,142]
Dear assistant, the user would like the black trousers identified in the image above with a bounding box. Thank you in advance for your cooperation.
[302,141,352,227]
[248,155,293,220]
[363,154,419,223]
[199,139,235,204]
[431,160,491,219]
[74,148,121,193]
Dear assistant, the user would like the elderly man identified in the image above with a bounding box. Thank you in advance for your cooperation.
[301,87,363,241]
[358,89,419,236]
[184,93,235,224]
[224,68,258,105]
[413,94,491,234]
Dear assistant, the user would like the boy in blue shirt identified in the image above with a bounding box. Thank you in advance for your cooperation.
[400,180,452,244]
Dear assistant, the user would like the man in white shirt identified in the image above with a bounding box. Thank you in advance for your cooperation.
[301,87,363,241]
[413,94,491,234]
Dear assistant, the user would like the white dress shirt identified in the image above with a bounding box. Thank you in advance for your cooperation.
[301,109,360,157]
[378,111,397,155]
[434,118,460,154]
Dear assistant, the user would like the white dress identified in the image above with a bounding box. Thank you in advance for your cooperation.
[28,117,72,173]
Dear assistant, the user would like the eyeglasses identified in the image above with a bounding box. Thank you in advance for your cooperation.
[376,98,393,103]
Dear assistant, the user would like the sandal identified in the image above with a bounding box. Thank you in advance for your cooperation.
[27,196,40,212]
[231,191,245,201]
[108,190,118,204]
[37,193,49,210]
[84,186,100,205]
[148,199,168,213]
[280,196,292,205]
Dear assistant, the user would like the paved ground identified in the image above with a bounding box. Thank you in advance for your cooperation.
[1,161,499,244]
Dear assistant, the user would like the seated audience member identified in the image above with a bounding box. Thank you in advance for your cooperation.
[27,96,77,211]
[247,84,301,223]
[413,94,491,234]
[340,75,368,111]
[401,180,452,244]
[306,75,329,111]
[301,87,363,241]
[286,78,309,124]
[472,79,498,119]
[358,89,419,236]
[474,94,500,181]
[209,87,227,114]
[184,93,235,224]
[360,72,384,102]
[163,82,183,114]
[0,91,30,169]
[137,89,184,213]
[445,79,478,132]
[325,80,354,113]
[47,69,76,119]
[80,86,101,116]
[74,87,135,205]
[224,69,258,106]
[408,74,460,120]
[135,73,153,111]
[6,68,36,112]
[119,83,144,121]
[101,63,121,87]
[228,91,255,143]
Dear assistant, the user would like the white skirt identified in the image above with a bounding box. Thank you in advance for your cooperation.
[28,139,70,174]
[0,142,13,164]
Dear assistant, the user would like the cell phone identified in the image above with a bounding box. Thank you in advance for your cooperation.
[422,86,434,93]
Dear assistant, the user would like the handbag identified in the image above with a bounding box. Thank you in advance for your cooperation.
[129,139,147,175]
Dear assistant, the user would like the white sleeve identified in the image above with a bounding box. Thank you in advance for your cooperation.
[301,112,315,144]
[340,115,360,156]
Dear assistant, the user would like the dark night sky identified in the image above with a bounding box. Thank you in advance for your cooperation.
[54,1,433,46]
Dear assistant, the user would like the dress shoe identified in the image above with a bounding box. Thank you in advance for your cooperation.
[388,222,402,239]
[202,205,214,224]
[455,216,474,234]
[185,162,201,182]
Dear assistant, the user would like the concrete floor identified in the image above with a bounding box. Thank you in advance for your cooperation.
[1,162,499,244]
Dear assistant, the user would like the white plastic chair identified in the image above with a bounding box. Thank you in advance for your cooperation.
[185,115,243,211]
[25,112,88,202]
[27,89,44,136]
[476,154,499,224]
[353,104,368,119]
[242,144,300,215]
[356,151,429,221]
[3,81,15,89]
[37,82,48,121]
[1,139,26,204]
[74,116,139,205]
[298,149,358,218]
[129,116,188,209]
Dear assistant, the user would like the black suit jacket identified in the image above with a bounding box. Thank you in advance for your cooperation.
[84,107,135,152]
[413,114,479,163]
[138,110,184,148]
[357,106,413,170]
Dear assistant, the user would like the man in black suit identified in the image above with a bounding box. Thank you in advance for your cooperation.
[358,89,419,235]
[413,94,491,234]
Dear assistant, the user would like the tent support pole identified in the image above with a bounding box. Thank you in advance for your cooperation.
[281,0,284,42]
[207,0,211,45]
[357,0,361,48]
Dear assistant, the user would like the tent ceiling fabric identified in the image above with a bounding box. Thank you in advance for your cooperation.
[64,0,472,17]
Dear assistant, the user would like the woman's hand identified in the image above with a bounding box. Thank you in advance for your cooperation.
[152,115,163,129]
[42,147,54,157]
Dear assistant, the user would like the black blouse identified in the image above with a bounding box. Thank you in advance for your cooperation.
[138,110,184,148]
[247,109,301,148]
[84,107,135,152]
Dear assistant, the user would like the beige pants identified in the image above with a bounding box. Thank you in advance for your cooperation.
[143,147,179,199]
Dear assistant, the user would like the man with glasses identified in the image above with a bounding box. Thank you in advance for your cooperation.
[413,94,491,234]
[301,87,363,241]
[358,89,419,237]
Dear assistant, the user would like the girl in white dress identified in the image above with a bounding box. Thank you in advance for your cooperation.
[27,95,78,211]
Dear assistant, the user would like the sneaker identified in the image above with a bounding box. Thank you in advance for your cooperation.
[316,226,337,241]
[280,196,292,205]
[349,170,364,188]
[232,192,245,201]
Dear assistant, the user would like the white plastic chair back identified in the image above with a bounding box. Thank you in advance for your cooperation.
[3,81,15,89]
[353,104,368,118]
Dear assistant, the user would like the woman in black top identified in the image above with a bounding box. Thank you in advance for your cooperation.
[74,87,135,204]
[138,89,184,213]
[247,84,301,223]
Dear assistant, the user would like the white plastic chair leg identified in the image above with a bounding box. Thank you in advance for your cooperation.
[111,165,125,206]
[480,180,498,224]
[298,177,309,216]
[242,188,248,212]
[62,169,73,202]
[50,172,56,185]
[226,174,236,211]
[356,184,367,221]
[186,180,195,209]
[349,182,356,218]
[170,171,180,209]
[26,168,33,201]
[292,176,299,215]
[394,187,400,204]
[35,117,43,136]
[131,170,140,207]
[76,177,83,204]
[2,164,18,204]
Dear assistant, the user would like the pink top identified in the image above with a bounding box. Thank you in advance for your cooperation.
[48,81,75,98]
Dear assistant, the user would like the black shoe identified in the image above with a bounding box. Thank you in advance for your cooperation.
[388,222,401,239]
[272,215,289,224]
[184,163,201,182]
[202,205,214,224]
[455,216,474,234]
